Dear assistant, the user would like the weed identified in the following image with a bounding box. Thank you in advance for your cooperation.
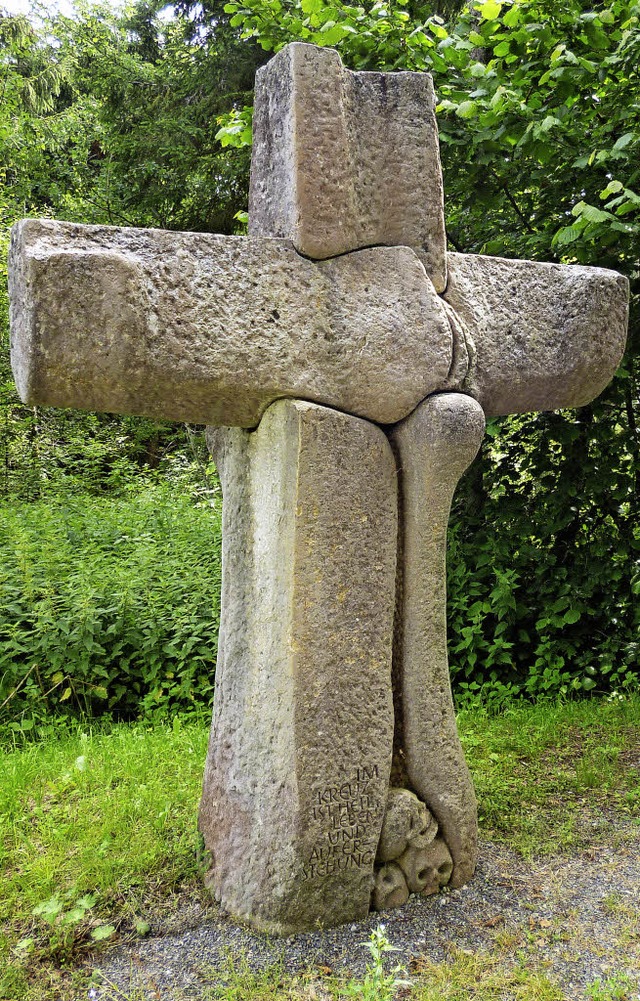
[410,946,564,999]
[340,925,410,1000]
[586,972,636,1000]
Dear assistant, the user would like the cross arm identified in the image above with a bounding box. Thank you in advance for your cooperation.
[8,218,454,427]
[9,219,629,428]
[444,253,629,416]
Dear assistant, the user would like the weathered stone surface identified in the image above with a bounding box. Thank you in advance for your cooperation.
[376,787,437,863]
[249,42,447,291]
[444,253,630,416]
[396,839,452,894]
[9,219,454,427]
[198,399,397,934]
[389,393,485,888]
[398,837,453,896]
[372,862,409,911]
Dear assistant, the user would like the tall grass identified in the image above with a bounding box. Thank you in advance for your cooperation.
[0,485,222,726]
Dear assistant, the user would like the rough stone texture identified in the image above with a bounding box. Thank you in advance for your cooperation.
[444,252,630,416]
[249,42,447,291]
[9,219,454,427]
[198,399,397,934]
[389,393,485,889]
[372,862,409,911]
[397,837,453,896]
[376,788,437,863]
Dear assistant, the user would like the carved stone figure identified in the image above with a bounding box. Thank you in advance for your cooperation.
[8,42,629,934]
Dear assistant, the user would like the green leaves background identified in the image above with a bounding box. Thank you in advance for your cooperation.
[0,0,638,717]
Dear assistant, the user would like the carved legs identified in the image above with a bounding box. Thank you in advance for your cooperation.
[199,391,485,931]
[389,393,485,887]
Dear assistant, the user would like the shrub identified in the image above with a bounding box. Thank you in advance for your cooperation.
[0,484,221,727]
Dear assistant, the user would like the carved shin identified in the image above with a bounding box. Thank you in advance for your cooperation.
[389,392,485,886]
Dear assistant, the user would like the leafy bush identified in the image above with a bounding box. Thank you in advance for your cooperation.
[448,410,640,706]
[0,485,221,726]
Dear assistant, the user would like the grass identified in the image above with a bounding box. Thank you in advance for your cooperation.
[460,693,640,855]
[91,940,565,1001]
[1,693,639,1000]
[0,717,210,998]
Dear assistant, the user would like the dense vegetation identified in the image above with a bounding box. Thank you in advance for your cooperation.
[0,0,638,726]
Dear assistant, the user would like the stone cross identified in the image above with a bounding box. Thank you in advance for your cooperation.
[9,43,628,935]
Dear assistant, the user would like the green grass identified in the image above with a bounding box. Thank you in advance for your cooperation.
[0,717,210,998]
[460,693,640,855]
[1,694,639,999]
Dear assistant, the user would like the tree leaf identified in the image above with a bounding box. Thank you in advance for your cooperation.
[552,224,583,245]
[600,179,624,199]
[478,0,502,20]
[91,924,116,941]
[456,100,478,119]
[612,132,635,151]
[579,203,615,223]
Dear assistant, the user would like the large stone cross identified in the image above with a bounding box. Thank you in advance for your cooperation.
[9,43,628,935]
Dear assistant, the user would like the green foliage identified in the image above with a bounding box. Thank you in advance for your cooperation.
[448,408,640,703]
[26,890,115,960]
[341,926,410,1001]
[0,486,221,726]
[0,0,638,709]
[1,718,209,989]
[586,973,636,1001]
[459,693,640,854]
[0,4,226,512]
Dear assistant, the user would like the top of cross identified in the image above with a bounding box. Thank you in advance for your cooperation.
[248,42,447,291]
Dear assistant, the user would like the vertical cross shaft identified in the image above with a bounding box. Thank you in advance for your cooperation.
[201,43,480,929]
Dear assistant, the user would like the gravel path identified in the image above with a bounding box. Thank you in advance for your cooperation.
[93,826,640,1000]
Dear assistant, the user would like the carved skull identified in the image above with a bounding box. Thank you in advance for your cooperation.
[376,787,438,862]
[397,836,453,895]
[372,861,409,911]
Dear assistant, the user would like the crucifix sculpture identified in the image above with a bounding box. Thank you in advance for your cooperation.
[9,43,629,934]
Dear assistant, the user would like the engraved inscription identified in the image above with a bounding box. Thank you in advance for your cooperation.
[301,765,382,880]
